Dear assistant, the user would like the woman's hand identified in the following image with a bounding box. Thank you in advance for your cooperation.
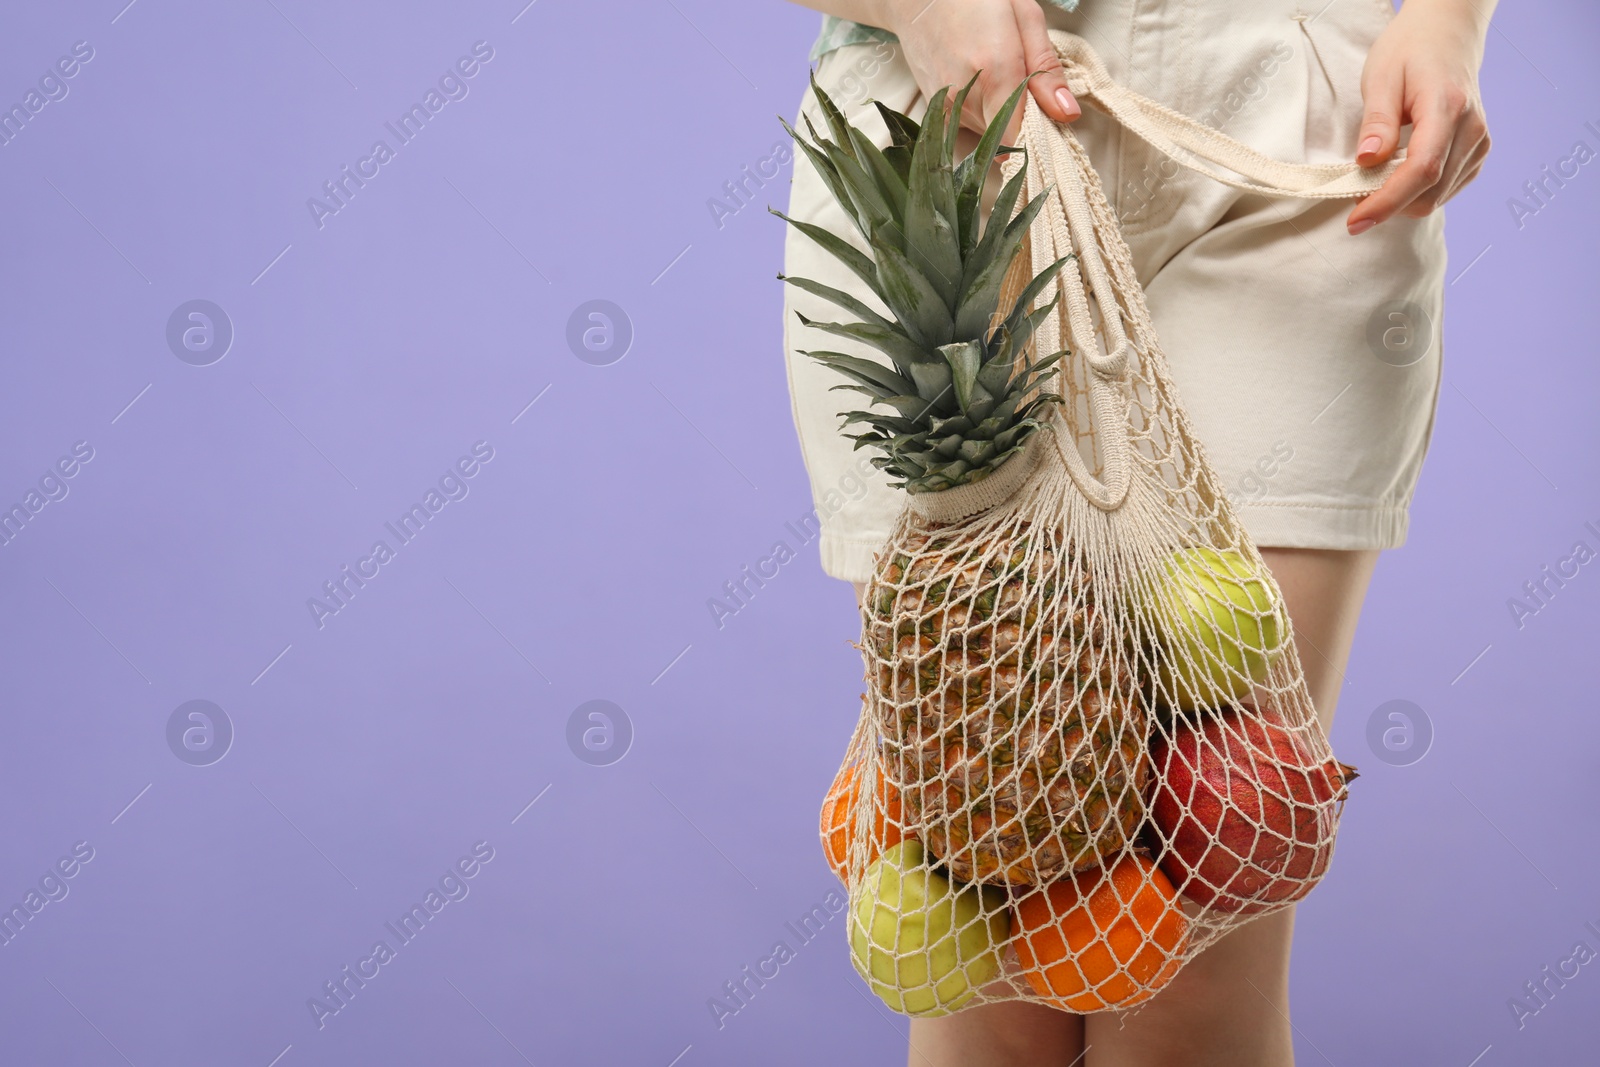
[882,0,1080,139]
[1347,0,1495,235]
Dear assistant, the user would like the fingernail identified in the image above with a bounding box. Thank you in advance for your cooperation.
[1348,218,1376,236]
[1357,135,1382,160]
[1056,88,1080,120]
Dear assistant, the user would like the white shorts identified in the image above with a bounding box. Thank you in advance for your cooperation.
[781,0,1447,584]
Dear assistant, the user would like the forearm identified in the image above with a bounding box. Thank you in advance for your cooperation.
[1400,0,1496,39]
[783,0,906,33]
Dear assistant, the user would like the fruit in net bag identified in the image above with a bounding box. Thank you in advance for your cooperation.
[777,41,1363,1017]
[778,72,1150,890]
[820,758,904,882]
[873,531,1151,887]
[849,841,1010,1016]
[1150,702,1357,912]
[1013,852,1189,1012]
[1140,547,1287,712]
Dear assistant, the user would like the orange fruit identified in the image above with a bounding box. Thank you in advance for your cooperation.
[1013,853,1190,1012]
[820,761,903,882]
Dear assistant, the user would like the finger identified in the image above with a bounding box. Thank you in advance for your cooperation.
[1014,0,1080,123]
[1448,154,1486,201]
[1439,160,1485,209]
[953,48,1024,135]
[1348,92,1458,233]
[959,73,991,136]
[1355,58,1404,166]
[979,60,1031,144]
[1436,132,1490,207]
[1405,116,1484,216]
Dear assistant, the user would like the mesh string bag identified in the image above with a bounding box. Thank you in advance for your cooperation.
[792,30,1387,1017]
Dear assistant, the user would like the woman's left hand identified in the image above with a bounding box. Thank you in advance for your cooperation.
[1346,0,1495,235]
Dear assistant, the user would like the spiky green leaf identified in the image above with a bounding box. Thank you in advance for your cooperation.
[957,438,997,465]
[874,100,920,149]
[906,361,954,406]
[979,292,1062,393]
[951,192,1052,339]
[769,208,884,303]
[830,145,896,239]
[778,116,866,241]
[946,72,979,163]
[929,411,975,437]
[869,225,953,349]
[882,145,913,185]
[939,340,983,412]
[920,87,959,234]
[801,349,916,397]
[960,165,1029,294]
[962,385,997,423]
[902,103,963,307]
[839,410,924,435]
[809,71,860,163]
[956,78,1035,255]
[777,274,896,333]
[795,313,924,373]
[996,254,1075,339]
[844,125,909,223]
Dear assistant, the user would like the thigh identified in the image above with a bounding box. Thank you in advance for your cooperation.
[909,1001,1085,1067]
[1256,546,1381,732]
[1084,546,1378,1066]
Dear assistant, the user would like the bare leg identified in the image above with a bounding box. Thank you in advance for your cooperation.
[1085,547,1381,1067]
[851,547,1377,1066]
[909,1001,1086,1067]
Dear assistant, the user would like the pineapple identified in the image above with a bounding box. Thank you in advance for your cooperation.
[778,79,1149,887]
[869,527,1148,886]
[774,74,1070,492]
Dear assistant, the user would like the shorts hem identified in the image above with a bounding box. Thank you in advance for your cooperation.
[820,531,892,585]
[817,501,1408,583]
[1234,500,1410,551]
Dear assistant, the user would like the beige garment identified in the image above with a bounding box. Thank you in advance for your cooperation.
[781,0,1446,584]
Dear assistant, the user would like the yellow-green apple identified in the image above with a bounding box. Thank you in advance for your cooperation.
[1140,547,1286,712]
[849,841,1010,1015]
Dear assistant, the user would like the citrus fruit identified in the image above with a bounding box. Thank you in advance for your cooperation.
[1013,853,1189,1012]
[821,760,903,882]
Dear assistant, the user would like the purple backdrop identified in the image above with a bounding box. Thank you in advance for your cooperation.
[0,2,1595,1065]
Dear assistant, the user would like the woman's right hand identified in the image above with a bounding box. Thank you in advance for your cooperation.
[880,0,1081,138]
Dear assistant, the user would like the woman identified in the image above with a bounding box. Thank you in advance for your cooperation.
[779,0,1492,1063]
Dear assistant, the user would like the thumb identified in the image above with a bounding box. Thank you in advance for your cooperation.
[1356,64,1403,166]
[1019,17,1079,124]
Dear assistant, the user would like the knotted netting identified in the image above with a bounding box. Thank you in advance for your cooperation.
[818,31,1381,1017]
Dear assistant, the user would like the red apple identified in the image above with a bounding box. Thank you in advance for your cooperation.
[1149,703,1357,913]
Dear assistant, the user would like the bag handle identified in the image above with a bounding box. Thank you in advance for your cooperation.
[1007,100,1136,510]
[1051,29,1400,199]
[1004,31,1398,511]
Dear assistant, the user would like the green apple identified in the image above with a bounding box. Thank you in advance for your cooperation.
[849,841,1010,1016]
[1141,547,1286,712]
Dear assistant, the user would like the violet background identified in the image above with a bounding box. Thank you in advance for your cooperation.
[0,2,1595,1065]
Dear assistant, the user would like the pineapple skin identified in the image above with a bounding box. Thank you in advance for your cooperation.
[865,524,1150,888]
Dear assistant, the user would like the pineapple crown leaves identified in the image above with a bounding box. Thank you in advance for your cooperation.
[773,71,1076,494]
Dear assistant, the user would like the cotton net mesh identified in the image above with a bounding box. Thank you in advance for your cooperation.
[823,45,1360,1018]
